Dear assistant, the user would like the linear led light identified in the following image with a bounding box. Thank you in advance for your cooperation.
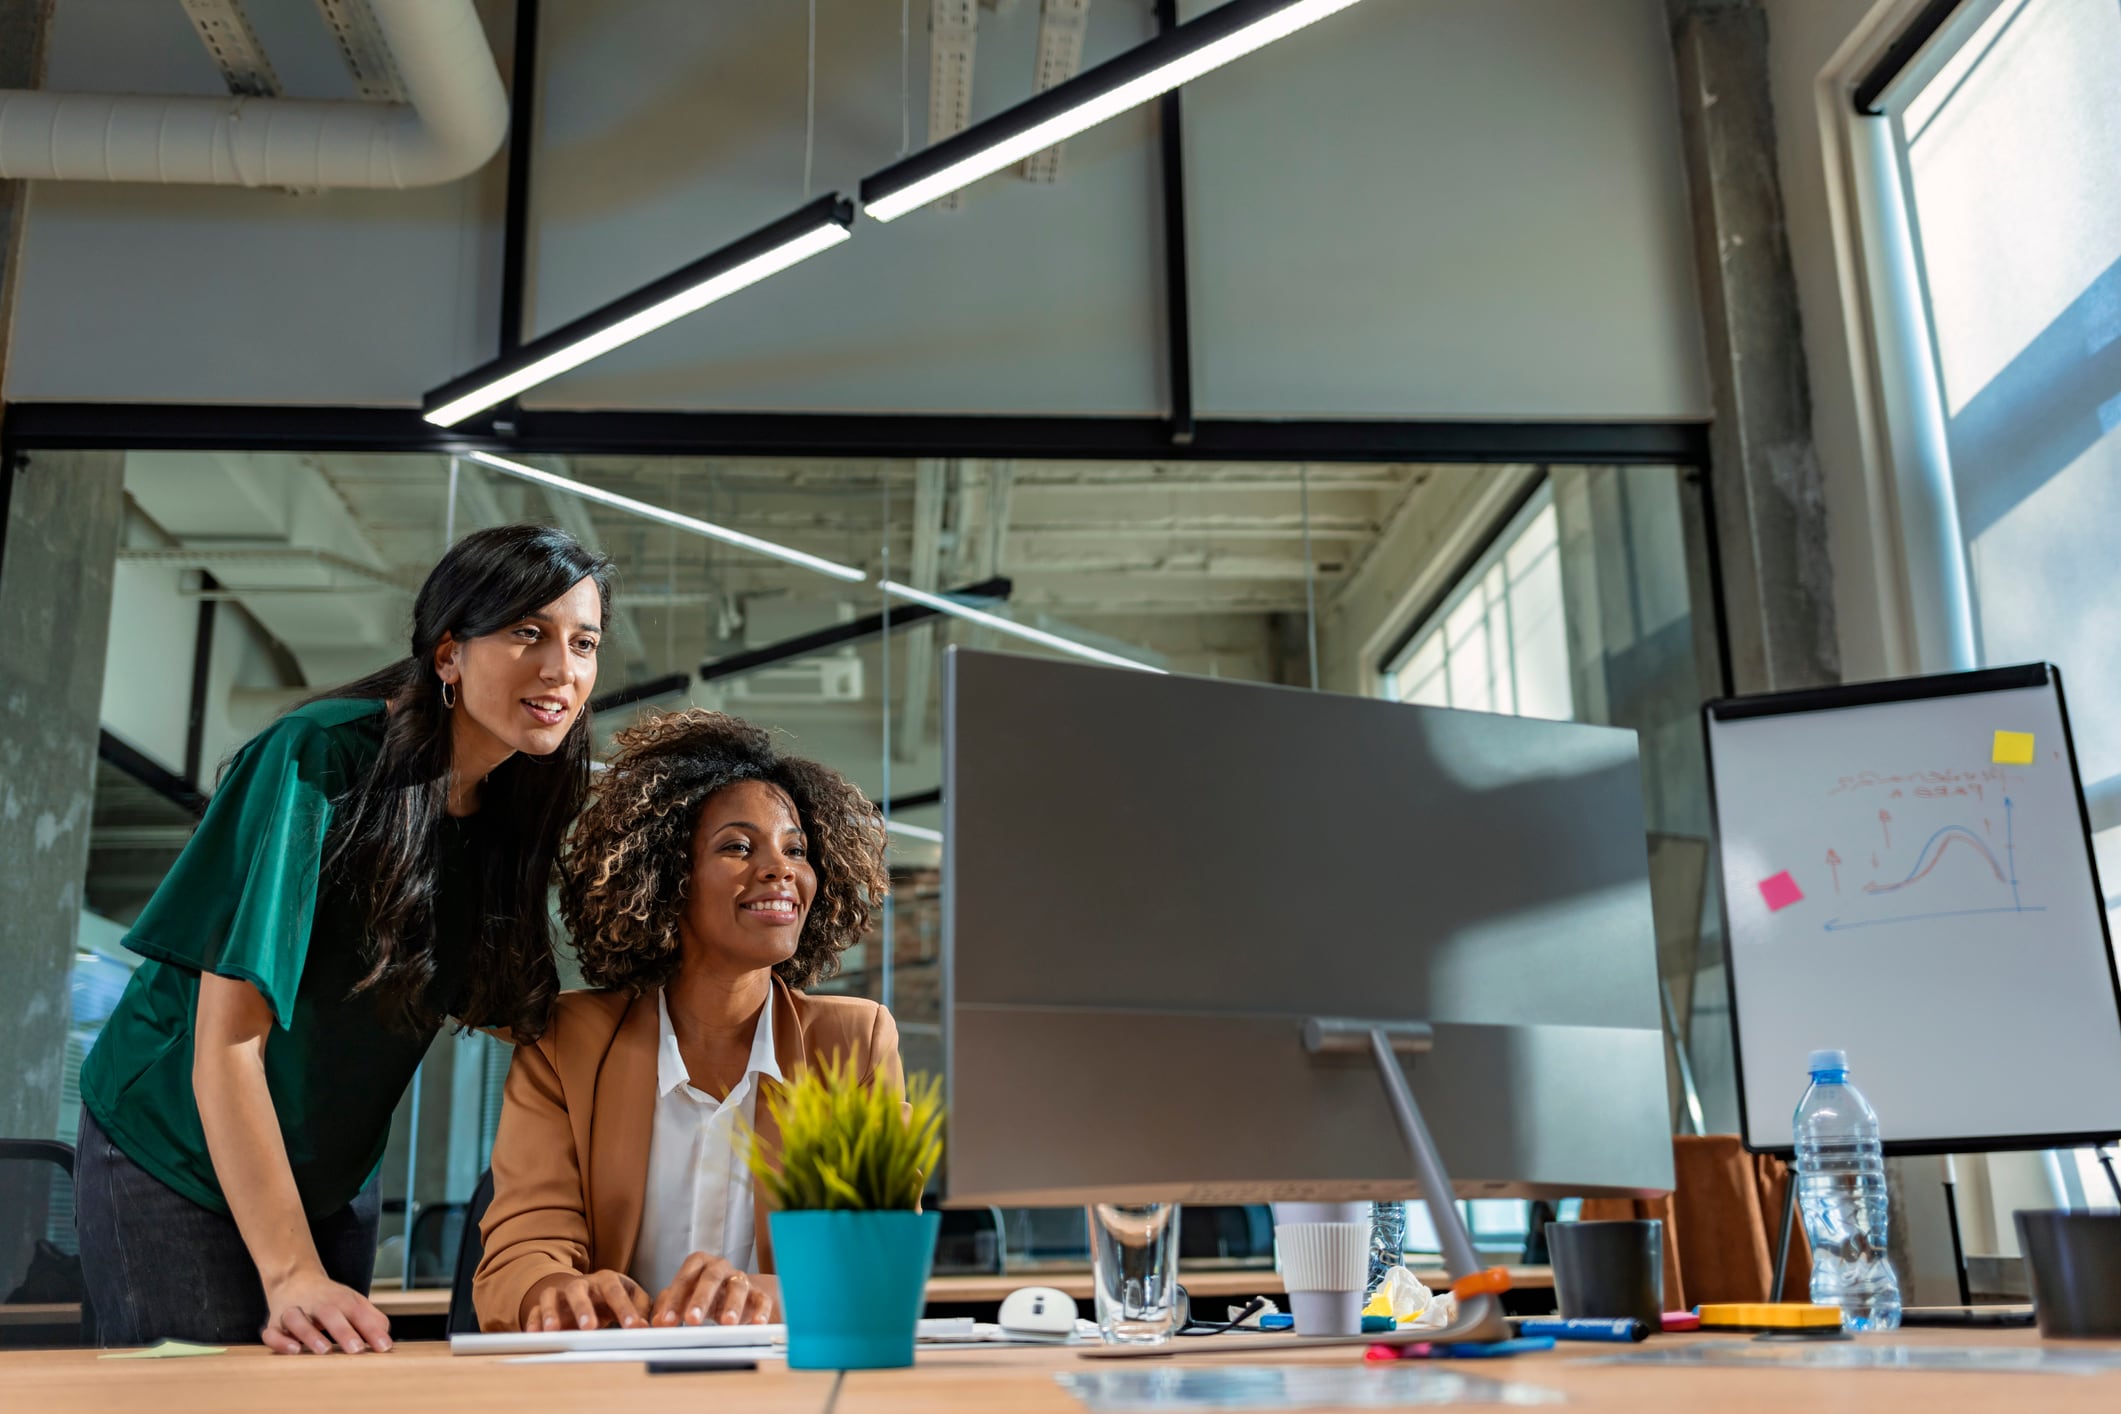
[878,580,1166,673]
[465,451,867,583]
[860,0,1371,222]
[885,820,945,844]
[422,195,856,427]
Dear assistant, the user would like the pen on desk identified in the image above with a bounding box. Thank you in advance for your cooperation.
[1513,1317,1649,1343]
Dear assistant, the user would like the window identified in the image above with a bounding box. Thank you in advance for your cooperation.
[1895,0,2121,787]
[1887,0,2121,1212]
[1384,486,1572,722]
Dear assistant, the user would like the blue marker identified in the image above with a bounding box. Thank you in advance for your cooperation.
[1515,1317,1649,1343]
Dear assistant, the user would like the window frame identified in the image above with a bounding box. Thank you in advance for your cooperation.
[1375,476,1561,716]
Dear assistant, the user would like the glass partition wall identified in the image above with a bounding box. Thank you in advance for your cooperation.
[48,451,1724,1281]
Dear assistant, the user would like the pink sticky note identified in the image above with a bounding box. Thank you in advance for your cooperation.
[1758,871,1804,912]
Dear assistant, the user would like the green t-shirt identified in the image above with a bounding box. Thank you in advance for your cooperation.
[80,698,485,1219]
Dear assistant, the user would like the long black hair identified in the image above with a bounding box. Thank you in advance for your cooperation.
[308,523,613,1041]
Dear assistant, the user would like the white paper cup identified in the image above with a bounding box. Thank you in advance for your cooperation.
[1273,1220,1370,1336]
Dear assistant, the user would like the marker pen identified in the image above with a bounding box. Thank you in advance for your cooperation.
[1514,1317,1649,1342]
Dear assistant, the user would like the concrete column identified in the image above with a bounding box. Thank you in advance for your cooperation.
[0,451,125,1293]
[1667,0,1838,694]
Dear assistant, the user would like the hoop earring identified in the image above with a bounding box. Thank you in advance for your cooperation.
[441,681,456,709]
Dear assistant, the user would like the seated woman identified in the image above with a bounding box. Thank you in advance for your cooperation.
[473,710,896,1332]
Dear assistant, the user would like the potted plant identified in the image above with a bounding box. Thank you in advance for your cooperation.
[746,1054,944,1370]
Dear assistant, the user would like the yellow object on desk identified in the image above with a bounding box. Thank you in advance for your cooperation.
[1695,1302,1843,1332]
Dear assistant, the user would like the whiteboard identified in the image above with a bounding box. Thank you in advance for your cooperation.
[1704,664,2121,1154]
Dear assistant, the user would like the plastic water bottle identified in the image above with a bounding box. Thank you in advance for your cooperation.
[1366,1201,1407,1297]
[1793,1049,1901,1331]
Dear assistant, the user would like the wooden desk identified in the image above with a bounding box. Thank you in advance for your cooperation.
[8,1329,2116,1413]
[369,1289,451,1319]
[0,1303,78,1328]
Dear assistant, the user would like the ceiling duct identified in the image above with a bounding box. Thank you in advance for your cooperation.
[0,0,505,188]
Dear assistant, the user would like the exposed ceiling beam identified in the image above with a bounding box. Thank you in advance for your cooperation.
[115,545,414,591]
[1003,548,1349,579]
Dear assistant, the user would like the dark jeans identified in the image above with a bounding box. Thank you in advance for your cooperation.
[74,1107,381,1347]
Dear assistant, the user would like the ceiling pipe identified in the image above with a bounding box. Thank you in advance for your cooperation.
[0,0,505,188]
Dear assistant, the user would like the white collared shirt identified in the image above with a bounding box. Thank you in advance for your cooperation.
[628,990,783,1296]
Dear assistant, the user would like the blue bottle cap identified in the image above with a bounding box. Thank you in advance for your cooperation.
[1807,1049,1848,1075]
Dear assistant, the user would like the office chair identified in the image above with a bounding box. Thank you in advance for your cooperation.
[446,1169,495,1335]
[0,1138,96,1346]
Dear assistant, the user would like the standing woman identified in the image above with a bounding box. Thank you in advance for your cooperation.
[75,523,610,1354]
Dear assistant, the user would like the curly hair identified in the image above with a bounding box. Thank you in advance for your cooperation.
[559,709,889,993]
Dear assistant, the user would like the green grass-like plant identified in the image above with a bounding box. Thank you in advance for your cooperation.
[744,1052,944,1211]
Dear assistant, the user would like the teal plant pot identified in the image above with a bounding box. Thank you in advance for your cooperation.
[771,1208,941,1370]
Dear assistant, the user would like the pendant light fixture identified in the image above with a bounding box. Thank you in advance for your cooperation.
[860,0,1372,222]
[423,195,855,427]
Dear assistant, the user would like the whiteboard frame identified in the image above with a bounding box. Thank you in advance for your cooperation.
[1702,662,2121,1157]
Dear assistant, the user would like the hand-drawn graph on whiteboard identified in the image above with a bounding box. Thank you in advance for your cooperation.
[1818,777,2045,931]
[1705,663,2121,1154]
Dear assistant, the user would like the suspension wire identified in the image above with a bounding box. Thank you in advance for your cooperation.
[900,0,911,156]
[803,0,818,197]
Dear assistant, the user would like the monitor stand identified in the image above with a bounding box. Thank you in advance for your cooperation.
[1299,1017,1512,1345]
[1079,1017,1512,1361]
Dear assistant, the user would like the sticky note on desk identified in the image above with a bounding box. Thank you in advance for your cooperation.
[1758,870,1804,912]
[1993,730,2036,765]
[101,1340,226,1360]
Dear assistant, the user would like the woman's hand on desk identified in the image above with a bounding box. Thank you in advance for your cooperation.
[649,1253,776,1327]
[521,1270,653,1332]
[261,1270,392,1355]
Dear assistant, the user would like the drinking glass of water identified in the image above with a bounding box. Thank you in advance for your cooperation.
[1086,1203,1181,1345]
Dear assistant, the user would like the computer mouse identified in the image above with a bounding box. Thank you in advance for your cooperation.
[997,1285,1079,1339]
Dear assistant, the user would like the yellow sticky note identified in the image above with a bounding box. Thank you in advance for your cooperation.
[101,1340,226,1360]
[1993,730,2036,765]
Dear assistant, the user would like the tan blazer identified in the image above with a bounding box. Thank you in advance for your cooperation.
[472,977,902,1332]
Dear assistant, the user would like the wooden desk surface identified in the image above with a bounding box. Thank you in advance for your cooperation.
[7,1328,2117,1413]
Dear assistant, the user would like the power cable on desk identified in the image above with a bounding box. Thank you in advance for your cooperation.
[1178,1295,1271,1337]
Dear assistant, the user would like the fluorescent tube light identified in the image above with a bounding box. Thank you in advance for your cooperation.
[885,820,945,844]
[423,196,855,427]
[465,451,868,583]
[877,580,1166,673]
[860,0,1371,221]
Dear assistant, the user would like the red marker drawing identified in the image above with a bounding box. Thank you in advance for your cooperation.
[1826,849,1842,894]
[1879,809,1893,849]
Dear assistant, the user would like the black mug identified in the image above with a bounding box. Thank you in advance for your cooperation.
[1545,1219,1664,1325]
[2016,1210,2121,1338]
